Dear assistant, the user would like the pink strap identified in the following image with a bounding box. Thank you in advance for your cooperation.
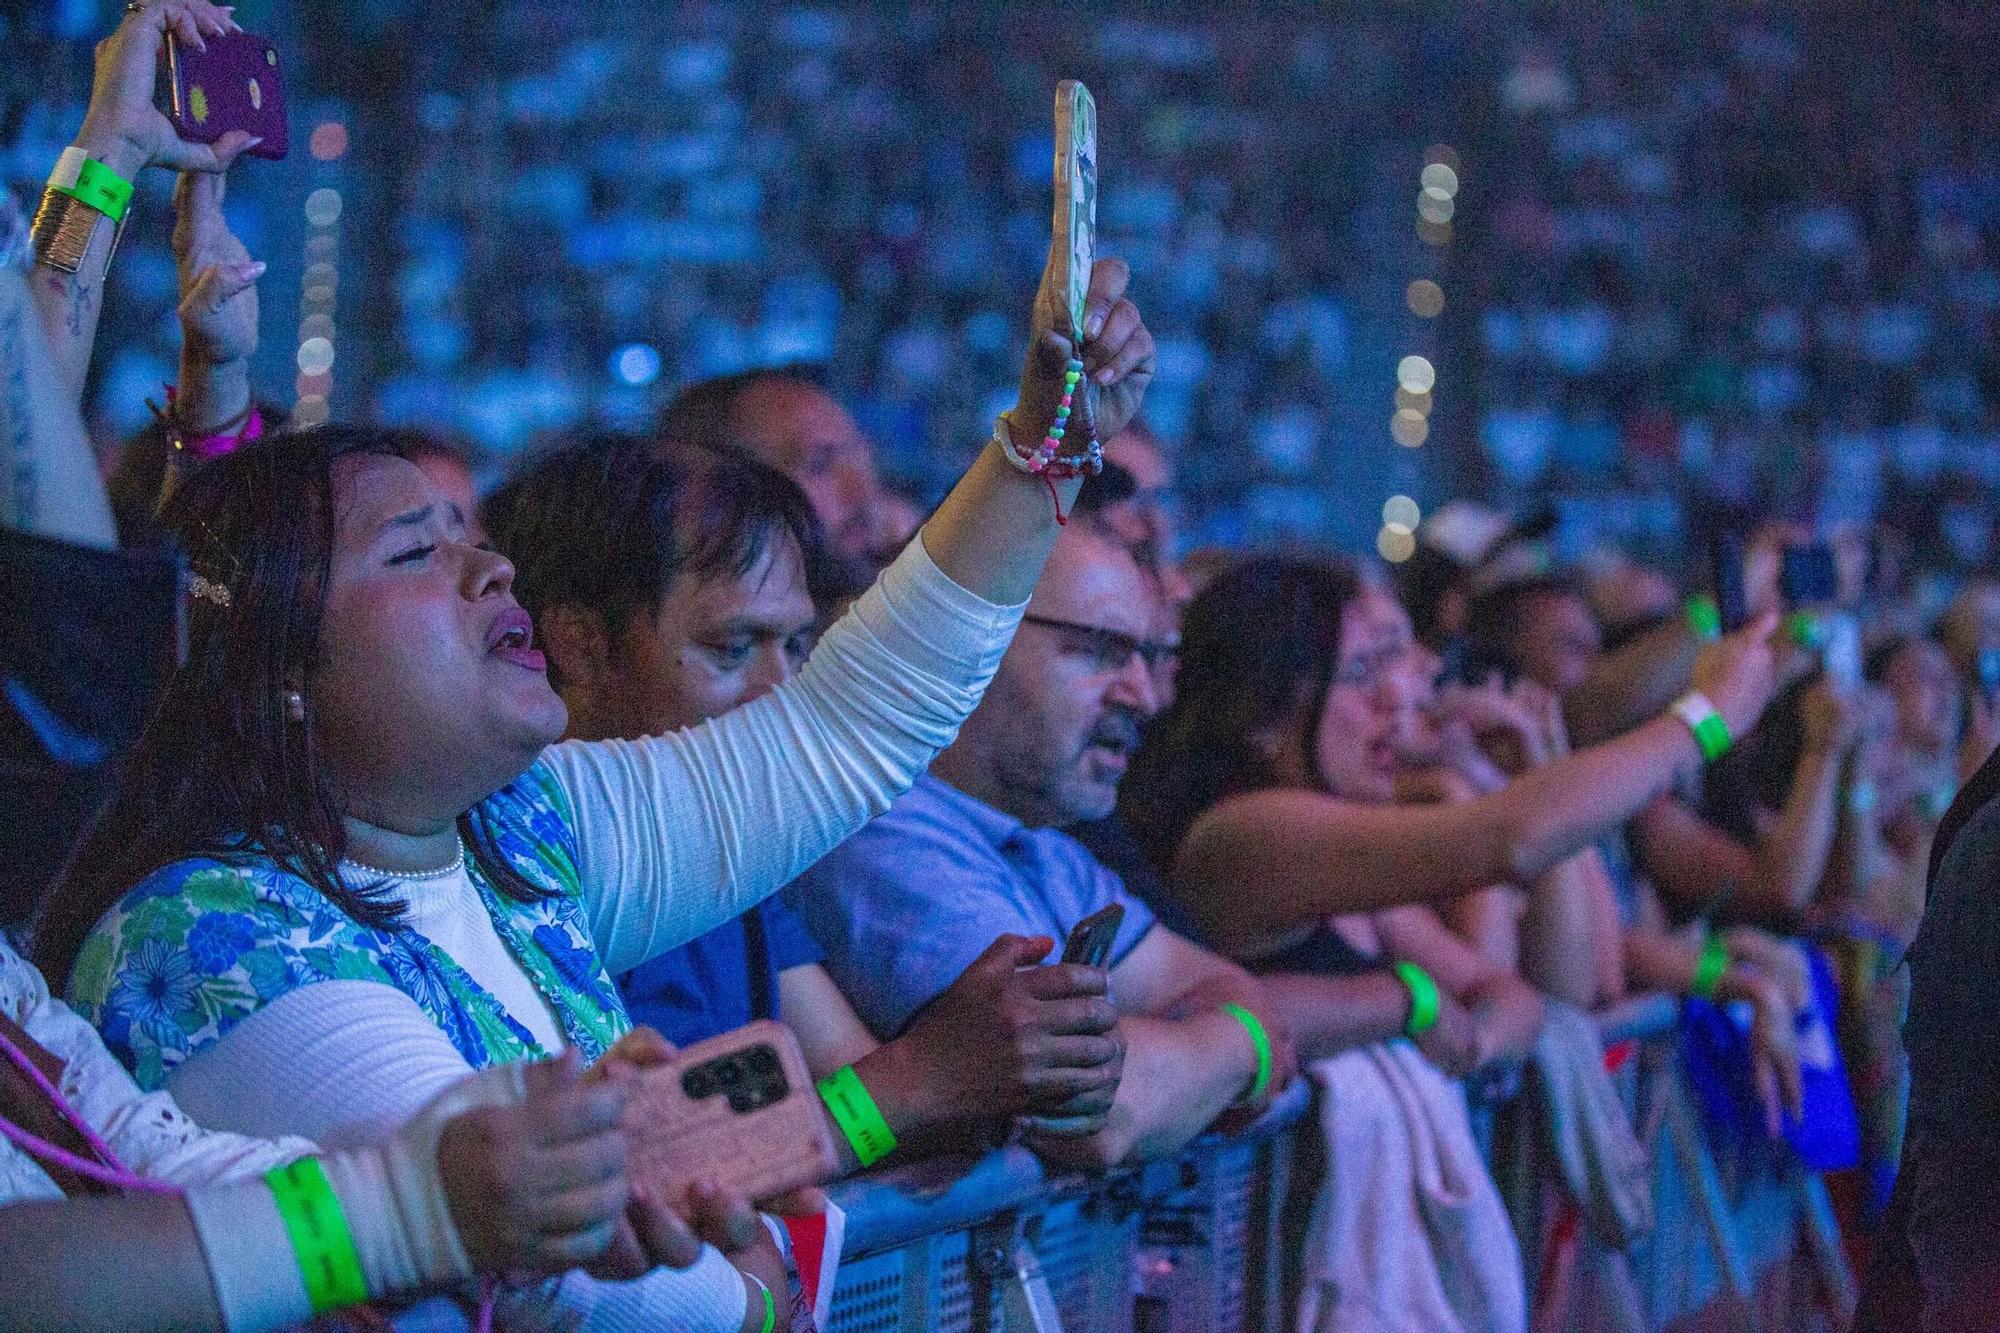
[0,1025,177,1195]
[163,384,265,460]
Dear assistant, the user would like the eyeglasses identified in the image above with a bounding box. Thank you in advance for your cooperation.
[1023,614,1180,676]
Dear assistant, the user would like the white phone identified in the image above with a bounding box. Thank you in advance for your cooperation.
[1053,80,1098,343]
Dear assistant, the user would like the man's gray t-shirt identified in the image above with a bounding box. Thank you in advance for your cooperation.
[785,774,1156,1038]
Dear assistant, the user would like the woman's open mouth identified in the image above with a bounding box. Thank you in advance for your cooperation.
[487,608,546,672]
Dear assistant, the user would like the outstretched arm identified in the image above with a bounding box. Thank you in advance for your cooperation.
[1173,616,1780,948]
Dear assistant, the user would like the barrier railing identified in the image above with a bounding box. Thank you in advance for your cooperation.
[825,1085,1309,1333]
[823,995,1854,1333]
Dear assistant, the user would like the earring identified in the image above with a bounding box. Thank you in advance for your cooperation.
[286,692,305,722]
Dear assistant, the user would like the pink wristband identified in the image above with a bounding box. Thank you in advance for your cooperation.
[164,384,265,460]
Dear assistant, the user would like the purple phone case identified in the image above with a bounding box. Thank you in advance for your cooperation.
[166,32,289,160]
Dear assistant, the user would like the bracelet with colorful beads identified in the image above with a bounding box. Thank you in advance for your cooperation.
[995,359,1104,478]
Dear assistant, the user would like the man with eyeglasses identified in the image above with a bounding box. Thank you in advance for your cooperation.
[788,524,1295,1171]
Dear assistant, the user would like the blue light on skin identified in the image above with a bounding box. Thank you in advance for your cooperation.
[612,343,662,387]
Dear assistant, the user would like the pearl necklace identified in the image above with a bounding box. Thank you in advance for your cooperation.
[340,840,466,883]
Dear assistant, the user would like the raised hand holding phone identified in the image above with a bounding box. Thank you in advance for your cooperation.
[165,28,290,160]
[73,0,262,182]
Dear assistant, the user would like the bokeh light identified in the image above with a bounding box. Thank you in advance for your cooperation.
[303,188,343,228]
[612,342,663,386]
[1419,162,1459,197]
[1377,525,1418,563]
[1396,355,1436,393]
[308,122,349,161]
[297,337,336,375]
[1406,279,1445,318]
[1391,409,1430,447]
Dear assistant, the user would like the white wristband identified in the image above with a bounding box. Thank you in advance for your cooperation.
[188,1060,529,1331]
[47,146,89,192]
[186,1176,315,1332]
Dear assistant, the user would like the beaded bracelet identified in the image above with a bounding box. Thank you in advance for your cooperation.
[993,357,1103,523]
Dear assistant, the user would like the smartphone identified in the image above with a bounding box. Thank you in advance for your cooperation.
[1712,532,1747,634]
[1052,80,1098,343]
[1821,612,1862,690]
[1060,902,1125,968]
[617,1020,838,1210]
[165,30,289,160]
[1780,542,1839,607]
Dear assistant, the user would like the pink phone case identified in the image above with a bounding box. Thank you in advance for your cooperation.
[165,31,289,160]
[619,1020,840,1210]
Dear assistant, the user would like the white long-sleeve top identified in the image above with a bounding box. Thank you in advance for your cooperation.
[152,532,1023,1329]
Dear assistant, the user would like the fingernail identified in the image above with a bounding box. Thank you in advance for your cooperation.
[1086,311,1106,339]
[1094,367,1114,384]
[242,261,266,278]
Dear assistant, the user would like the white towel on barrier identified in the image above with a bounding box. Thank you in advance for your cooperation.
[1299,1043,1527,1333]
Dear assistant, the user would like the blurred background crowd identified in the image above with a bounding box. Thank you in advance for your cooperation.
[8,0,1997,575]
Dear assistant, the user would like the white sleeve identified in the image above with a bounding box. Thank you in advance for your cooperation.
[543,530,1024,974]
[164,981,476,1148]
[10,949,315,1188]
[164,981,752,1330]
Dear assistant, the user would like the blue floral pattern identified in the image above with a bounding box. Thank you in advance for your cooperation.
[70,761,631,1089]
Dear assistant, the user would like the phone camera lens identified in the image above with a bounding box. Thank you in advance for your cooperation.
[746,1046,779,1077]
[716,1058,745,1086]
[682,1068,717,1100]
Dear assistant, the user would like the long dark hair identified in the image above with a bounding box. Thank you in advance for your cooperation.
[1121,555,1360,874]
[39,425,548,987]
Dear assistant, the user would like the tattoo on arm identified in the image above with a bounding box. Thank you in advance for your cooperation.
[1,297,38,528]
[64,276,93,339]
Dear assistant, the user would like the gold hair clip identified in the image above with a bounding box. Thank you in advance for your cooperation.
[188,573,233,609]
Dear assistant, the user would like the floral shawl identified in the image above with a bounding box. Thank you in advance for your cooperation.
[68,761,631,1090]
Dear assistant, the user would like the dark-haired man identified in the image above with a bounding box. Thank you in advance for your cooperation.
[485,439,1125,1169]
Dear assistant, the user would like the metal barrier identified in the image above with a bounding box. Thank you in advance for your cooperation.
[824,996,1855,1333]
[825,1086,1309,1333]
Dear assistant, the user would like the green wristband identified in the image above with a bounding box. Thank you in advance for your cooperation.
[748,1273,777,1333]
[50,151,134,224]
[265,1158,367,1315]
[1686,595,1722,641]
[1691,935,1730,1000]
[1671,693,1733,763]
[1786,611,1825,649]
[1221,1002,1273,1103]
[1393,961,1441,1038]
[817,1064,898,1167]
